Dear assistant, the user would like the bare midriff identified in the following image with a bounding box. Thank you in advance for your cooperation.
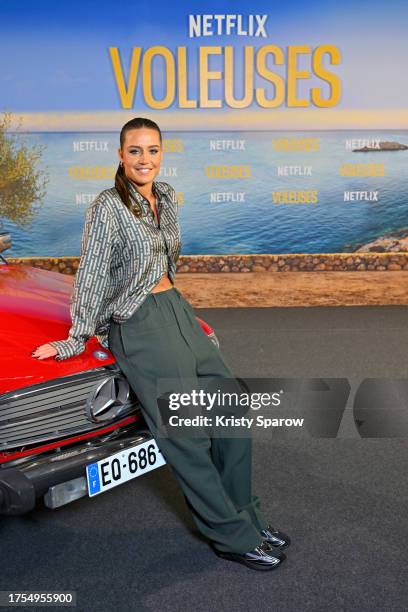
[150,273,174,293]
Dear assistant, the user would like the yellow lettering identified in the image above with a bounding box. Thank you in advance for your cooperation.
[287,46,311,107]
[256,45,285,108]
[143,46,175,109]
[178,48,197,109]
[312,45,341,108]
[200,47,222,108]
[225,46,254,109]
[109,47,141,109]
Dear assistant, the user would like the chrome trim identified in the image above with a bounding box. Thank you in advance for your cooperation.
[208,331,220,349]
[86,374,132,423]
[0,367,140,451]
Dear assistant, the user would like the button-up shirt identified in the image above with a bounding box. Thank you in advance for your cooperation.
[49,180,181,361]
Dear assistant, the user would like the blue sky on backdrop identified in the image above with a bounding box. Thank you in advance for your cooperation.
[0,0,407,120]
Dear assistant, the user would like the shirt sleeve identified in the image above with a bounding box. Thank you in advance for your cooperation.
[165,185,181,285]
[49,202,113,361]
[170,185,181,263]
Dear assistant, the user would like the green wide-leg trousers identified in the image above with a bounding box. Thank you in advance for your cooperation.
[108,287,268,553]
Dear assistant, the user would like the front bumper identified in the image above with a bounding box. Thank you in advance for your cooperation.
[0,425,153,515]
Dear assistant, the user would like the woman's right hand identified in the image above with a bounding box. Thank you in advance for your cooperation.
[32,343,59,360]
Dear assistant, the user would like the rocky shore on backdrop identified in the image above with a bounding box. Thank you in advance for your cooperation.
[354,228,408,253]
[353,140,408,152]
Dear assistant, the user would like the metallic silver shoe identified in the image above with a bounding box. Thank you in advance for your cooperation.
[260,525,291,549]
[213,540,286,571]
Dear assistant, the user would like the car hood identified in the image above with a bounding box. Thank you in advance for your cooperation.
[0,264,115,394]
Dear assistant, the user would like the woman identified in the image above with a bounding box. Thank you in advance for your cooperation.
[32,117,290,571]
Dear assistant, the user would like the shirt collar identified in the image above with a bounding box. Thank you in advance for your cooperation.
[127,179,165,214]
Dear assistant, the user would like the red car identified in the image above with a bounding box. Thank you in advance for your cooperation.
[0,258,219,515]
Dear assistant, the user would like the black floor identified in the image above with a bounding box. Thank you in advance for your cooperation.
[1,306,407,612]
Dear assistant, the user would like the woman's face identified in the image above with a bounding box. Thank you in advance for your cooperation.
[118,127,162,187]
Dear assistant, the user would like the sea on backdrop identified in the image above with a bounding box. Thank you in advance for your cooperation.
[2,130,408,257]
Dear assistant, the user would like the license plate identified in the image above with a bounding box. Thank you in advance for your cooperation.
[86,438,166,497]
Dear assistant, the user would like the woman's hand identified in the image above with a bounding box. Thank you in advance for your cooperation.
[32,343,59,360]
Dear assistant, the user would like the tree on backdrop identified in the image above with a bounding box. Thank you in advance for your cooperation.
[0,111,48,228]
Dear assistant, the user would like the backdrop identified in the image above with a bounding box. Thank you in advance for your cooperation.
[1,0,407,257]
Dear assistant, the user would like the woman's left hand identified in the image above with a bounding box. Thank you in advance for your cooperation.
[32,343,58,360]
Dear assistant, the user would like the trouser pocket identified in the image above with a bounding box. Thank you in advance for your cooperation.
[119,295,179,357]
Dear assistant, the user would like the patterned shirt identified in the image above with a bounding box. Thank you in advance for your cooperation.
[49,180,181,361]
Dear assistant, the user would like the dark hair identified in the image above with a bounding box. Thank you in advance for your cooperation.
[115,117,162,217]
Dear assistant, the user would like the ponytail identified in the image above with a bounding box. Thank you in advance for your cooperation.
[114,162,143,218]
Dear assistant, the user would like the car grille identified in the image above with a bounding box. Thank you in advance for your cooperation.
[0,367,140,451]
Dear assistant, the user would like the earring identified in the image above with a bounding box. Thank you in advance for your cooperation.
[119,161,123,167]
